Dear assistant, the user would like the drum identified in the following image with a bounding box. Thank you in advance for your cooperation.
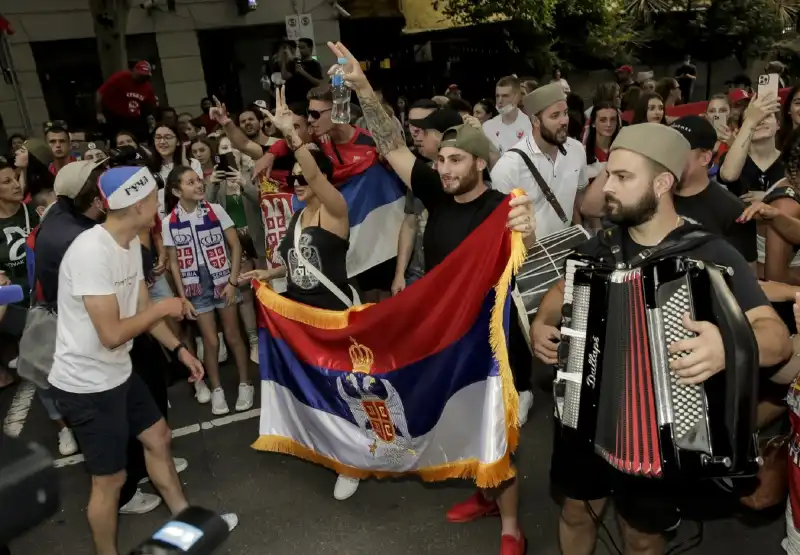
[515,225,590,317]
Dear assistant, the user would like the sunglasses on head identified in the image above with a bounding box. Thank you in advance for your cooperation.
[308,109,332,120]
[288,175,308,188]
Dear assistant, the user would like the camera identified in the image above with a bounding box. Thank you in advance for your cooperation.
[127,507,230,555]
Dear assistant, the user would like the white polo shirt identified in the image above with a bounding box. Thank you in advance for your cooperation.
[482,110,533,155]
[491,135,589,238]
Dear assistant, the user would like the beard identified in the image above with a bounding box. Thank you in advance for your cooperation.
[605,186,659,227]
[445,162,481,196]
[541,123,568,146]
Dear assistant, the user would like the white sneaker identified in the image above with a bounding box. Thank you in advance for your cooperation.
[195,337,204,360]
[139,457,188,484]
[194,380,211,404]
[8,357,17,369]
[235,383,254,412]
[217,332,228,363]
[249,342,259,364]
[518,390,534,427]
[58,427,78,456]
[119,489,161,515]
[211,387,230,415]
[333,475,360,500]
[221,513,239,531]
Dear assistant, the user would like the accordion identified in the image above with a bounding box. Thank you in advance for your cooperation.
[556,255,760,479]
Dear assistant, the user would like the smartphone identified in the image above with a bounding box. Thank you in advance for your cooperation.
[215,152,238,173]
[757,73,780,99]
[711,113,723,130]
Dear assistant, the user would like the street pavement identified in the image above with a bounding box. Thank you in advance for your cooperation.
[0,360,789,555]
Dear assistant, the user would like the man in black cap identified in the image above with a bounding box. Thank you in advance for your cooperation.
[407,108,464,161]
[670,115,757,265]
[532,123,789,555]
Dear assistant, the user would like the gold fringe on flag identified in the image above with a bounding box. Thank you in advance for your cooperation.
[255,283,372,329]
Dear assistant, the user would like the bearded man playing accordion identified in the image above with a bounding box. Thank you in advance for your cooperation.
[531,123,791,555]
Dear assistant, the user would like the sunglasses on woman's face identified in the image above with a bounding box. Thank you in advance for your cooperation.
[308,109,332,121]
[288,174,308,188]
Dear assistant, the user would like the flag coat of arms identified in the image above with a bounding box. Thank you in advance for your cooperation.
[253,192,525,487]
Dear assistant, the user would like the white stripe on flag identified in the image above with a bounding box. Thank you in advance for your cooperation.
[346,196,405,278]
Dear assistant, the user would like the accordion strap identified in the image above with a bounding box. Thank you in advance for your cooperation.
[599,224,716,268]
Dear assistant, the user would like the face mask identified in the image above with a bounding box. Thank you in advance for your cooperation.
[498,104,516,116]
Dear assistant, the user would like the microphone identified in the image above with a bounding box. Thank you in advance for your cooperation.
[0,285,23,306]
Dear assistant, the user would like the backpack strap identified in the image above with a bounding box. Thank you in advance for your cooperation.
[596,223,716,268]
[508,148,569,224]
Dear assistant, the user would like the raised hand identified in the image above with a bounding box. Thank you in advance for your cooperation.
[209,96,232,126]
[326,41,368,92]
[261,86,296,137]
[744,92,781,125]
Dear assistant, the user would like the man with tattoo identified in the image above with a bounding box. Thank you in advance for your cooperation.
[718,92,783,199]
[327,41,536,555]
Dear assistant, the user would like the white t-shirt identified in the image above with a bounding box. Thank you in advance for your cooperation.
[161,202,234,266]
[491,135,589,239]
[48,226,144,394]
[482,110,533,155]
[157,158,204,219]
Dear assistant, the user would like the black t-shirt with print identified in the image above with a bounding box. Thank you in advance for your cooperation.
[717,152,786,197]
[0,204,38,305]
[410,159,506,271]
[673,180,757,262]
[574,226,768,314]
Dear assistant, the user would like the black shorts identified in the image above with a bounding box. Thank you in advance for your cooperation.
[355,257,397,292]
[550,424,681,535]
[51,373,162,476]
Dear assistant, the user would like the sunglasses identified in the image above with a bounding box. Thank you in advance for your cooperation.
[308,109,332,121]
[288,175,308,188]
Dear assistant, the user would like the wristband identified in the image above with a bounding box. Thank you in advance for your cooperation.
[171,342,187,359]
[228,277,238,287]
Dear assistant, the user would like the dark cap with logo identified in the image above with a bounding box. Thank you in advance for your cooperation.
[670,115,717,151]
[439,124,492,162]
[408,109,463,133]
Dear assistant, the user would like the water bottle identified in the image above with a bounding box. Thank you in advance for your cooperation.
[331,57,351,124]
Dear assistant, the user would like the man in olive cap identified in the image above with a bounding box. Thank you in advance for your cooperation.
[532,123,789,555]
[326,41,534,555]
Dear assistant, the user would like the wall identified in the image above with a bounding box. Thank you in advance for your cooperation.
[0,0,341,136]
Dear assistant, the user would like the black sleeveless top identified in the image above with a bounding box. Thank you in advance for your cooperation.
[278,209,351,311]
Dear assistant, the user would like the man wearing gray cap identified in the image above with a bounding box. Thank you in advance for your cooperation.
[531,123,789,555]
[491,82,589,239]
[328,41,533,555]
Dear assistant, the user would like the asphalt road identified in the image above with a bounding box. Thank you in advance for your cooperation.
[0,360,789,555]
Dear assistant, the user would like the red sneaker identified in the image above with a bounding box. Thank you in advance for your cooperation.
[445,491,500,523]
[500,532,526,555]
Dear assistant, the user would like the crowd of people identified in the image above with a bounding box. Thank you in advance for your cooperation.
[4,34,800,555]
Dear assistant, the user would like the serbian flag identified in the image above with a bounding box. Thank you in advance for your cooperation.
[292,163,406,278]
[252,192,526,487]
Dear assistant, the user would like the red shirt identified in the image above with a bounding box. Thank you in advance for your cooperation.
[98,71,156,118]
[49,156,77,176]
[268,126,378,185]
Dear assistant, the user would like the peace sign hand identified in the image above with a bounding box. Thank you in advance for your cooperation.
[209,96,231,126]
[261,86,296,137]
[326,41,368,92]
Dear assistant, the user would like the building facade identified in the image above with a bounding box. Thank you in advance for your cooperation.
[0,0,342,138]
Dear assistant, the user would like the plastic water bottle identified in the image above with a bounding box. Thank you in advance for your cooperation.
[331,57,351,124]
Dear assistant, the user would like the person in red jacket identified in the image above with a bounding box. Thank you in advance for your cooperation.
[96,61,157,143]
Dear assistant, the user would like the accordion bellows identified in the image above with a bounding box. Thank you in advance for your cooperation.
[556,256,760,480]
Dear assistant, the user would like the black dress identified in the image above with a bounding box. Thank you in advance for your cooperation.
[278,209,352,310]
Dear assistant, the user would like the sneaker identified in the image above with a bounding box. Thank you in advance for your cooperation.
[446,491,499,523]
[139,457,188,485]
[249,342,259,364]
[211,387,230,415]
[119,489,161,515]
[518,390,534,427]
[218,332,228,363]
[195,337,204,360]
[221,513,239,531]
[235,383,255,411]
[194,380,211,404]
[58,427,78,456]
[333,475,360,500]
[500,532,526,555]
[7,357,17,370]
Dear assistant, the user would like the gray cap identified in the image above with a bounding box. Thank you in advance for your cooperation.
[522,83,567,116]
[610,123,690,178]
[440,124,492,162]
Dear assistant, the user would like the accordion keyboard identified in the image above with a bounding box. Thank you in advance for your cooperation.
[660,283,711,452]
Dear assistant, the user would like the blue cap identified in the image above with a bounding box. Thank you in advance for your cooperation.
[98,166,158,210]
[337,57,347,64]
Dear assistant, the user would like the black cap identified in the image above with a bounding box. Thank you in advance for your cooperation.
[408,109,463,133]
[670,115,717,151]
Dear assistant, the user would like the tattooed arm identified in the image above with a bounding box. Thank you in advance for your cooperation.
[357,88,417,187]
[719,93,781,184]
